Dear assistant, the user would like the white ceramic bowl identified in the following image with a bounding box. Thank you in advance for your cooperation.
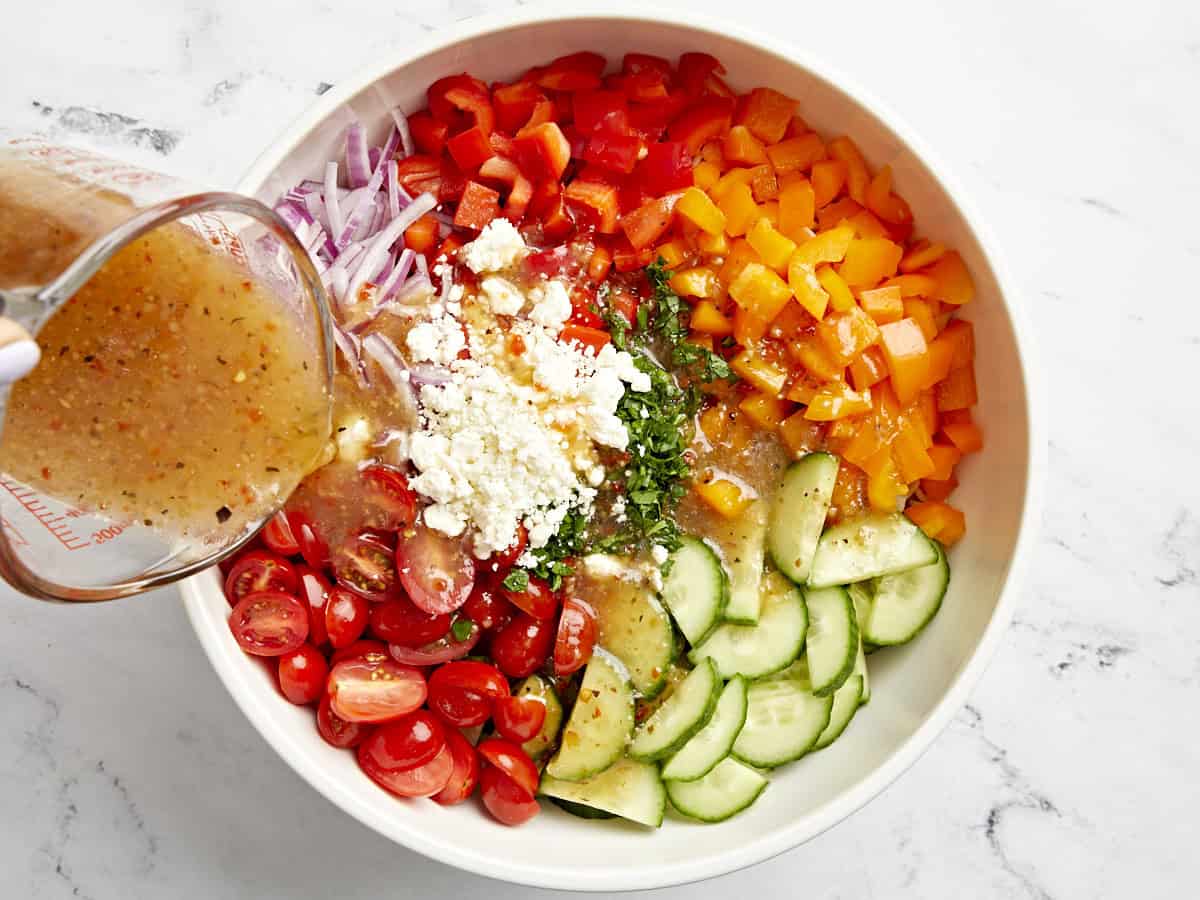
[182,4,1043,891]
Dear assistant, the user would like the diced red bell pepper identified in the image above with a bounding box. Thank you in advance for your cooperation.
[619,70,670,103]
[618,179,651,215]
[620,192,682,249]
[437,158,467,203]
[605,285,639,326]
[622,53,672,75]
[394,154,443,196]
[669,96,735,154]
[539,191,576,242]
[488,131,516,159]
[524,98,556,130]
[444,87,495,136]
[559,324,611,352]
[478,156,533,223]
[677,52,726,95]
[492,81,544,133]
[447,126,493,172]
[634,141,693,194]
[572,90,629,135]
[408,112,449,156]
[514,122,572,181]
[567,285,604,328]
[611,237,656,272]
[427,74,489,127]
[528,179,561,218]
[437,233,466,262]
[563,125,588,161]
[536,52,606,92]
[627,92,690,140]
[454,181,502,231]
[564,180,619,234]
[583,132,643,175]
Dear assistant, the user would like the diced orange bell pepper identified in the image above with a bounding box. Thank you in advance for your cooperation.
[866,449,905,511]
[723,125,768,165]
[841,417,883,471]
[816,265,855,312]
[828,461,869,519]
[865,165,913,225]
[689,299,734,336]
[872,379,904,439]
[766,133,826,173]
[779,411,826,457]
[927,443,961,481]
[778,179,816,239]
[746,219,797,273]
[899,239,947,273]
[693,160,721,191]
[676,187,727,235]
[788,260,828,320]
[404,213,440,254]
[693,474,753,519]
[733,305,771,346]
[811,159,848,208]
[739,391,793,430]
[903,298,939,342]
[939,319,975,369]
[688,332,715,352]
[883,273,938,297]
[817,196,864,232]
[859,285,904,324]
[696,229,730,255]
[926,250,975,305]
[906,500,966,545]
[878,317,931,405]
[671,266,720,298]
[916,389,939,444]
[710,167,757,201]
[942,421,984,454]
[751,165,779,203]
[788,333,844,382]
[699,140,725,168]
[767,299,809,341]
[847,210,889,239]
[718,238,761,286]
[921,475,958,502]
[848,345,889,391]
[817,306,882,366]
[731,350,788,395]
[757,200,780,228]
[936,363,978,411]
[738,87,798,144]
[892,421,936,482]
[791,225,855,267]
[922,335,956,389]
[804,381,873,421]
[784,370,822,404]
[698,403,728,444]
[656,239,688,269]
[838,237,903,288]
[827,136,870,204]
[729,262,793,322]
[718,183,760,237]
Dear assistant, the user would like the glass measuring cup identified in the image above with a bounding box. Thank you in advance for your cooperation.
[0,136,334,602]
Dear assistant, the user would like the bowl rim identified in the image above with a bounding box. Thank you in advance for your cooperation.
[184,3,1046,891]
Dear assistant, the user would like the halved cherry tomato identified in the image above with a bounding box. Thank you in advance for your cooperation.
[333,532,398,602]
[395,526,476,615]
[360,464,417,532]
[463,580,514,633]
[433,660,511,699]
[554,597,597,676]
[355,710,445,772]
[489,613,555,679]
[296,566,331,647]
[224,550,299,606]
[427,660,510,728]
[501,575,559,621]
[492,696,547,743]
[480,765,540,826]
[228,590,309,657]
[492,523,528,571]
[327,653,427,723]
[277,644,329,705]
[359,740,455,798]
[261,511,300,556]
[432,728,480,805]
[477,738,540,798]
[388,625,480,665]
[329,638,387,667]
[369,595,450,647]
[287,510,329,570]
[317,692,372,748]
[325,586,369,649]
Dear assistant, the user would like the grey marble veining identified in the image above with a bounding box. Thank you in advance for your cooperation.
[2,0,1199,897]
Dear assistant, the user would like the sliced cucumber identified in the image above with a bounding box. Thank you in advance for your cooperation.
[853,636,870,706]
[545,650,634,782]
[540,757,666,827]
[578,562,676,698]
[550,798,616,819]
[661,676,748,782]
[516,674,563,761]
[861,541,950,645]
[731,662,833,768]
[814,674,863,750]
[848,581,873,630]
[808,512,938,588]
[768,453,839,584]
[803,586,858,697]
[660,537,728,646]
[629,658,720,761]
[689,571,807,681]
[721,500,768,625]
[666,757,767,823]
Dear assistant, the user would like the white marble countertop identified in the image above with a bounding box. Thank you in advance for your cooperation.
[2,0,1197,897]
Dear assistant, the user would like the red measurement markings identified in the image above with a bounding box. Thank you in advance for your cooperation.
[0,478,90,551]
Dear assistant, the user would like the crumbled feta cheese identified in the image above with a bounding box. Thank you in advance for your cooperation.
[651,544,670,565]
[406,316,464,365]
[479,276,525,316]
[461,219,528,273]
[528,280,572,331]
[335,417,372,461]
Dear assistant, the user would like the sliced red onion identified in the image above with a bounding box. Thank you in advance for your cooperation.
[391,108,415,159]
[415,253,429,279]
[303,191,326,225]
[377,248,415,303]
[375,126,401,174]
[323,161,345,240]
[394,274,432,306]
[344,191,437,310]
[362,334,419,423]
[367,146,381,171]
[332,325,370,389]
[345,123,372,189]
[328,268,349,305]
[388,626,480,665]
[273,200,309,231]
[409,363,453,387]
[385,159,401,220]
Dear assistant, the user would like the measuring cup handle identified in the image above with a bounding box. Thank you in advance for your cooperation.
[0,297,40,384]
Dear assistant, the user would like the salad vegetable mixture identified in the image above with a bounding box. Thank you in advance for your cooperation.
[223,49,983,827]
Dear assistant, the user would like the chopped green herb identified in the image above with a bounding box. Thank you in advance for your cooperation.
[644,259,736,384]
[451,618,475,641]
[501,569,529,592]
